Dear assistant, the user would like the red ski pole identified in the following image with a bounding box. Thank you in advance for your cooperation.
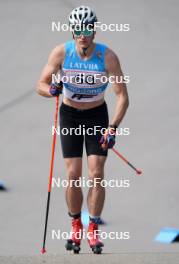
[41,96,59,254]
[112,147,142,175]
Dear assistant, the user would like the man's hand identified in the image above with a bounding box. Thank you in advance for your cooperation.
[49,81,63,97]
[100,126,117,150]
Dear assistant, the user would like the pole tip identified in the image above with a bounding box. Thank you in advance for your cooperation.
[41,248,47,254]
[136,169,142,175]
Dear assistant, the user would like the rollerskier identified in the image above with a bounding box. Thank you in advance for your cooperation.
[37,5,129,254]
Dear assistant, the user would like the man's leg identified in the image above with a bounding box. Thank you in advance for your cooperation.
[86,155,106,252]
[87,155,107,217]
[59,103,84,252]
[64,157,84,252]
[64,157,83,215]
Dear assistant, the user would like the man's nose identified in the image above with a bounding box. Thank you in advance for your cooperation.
[80,34,86,40]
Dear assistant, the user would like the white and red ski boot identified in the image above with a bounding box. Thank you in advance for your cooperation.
[65,218,83,254]
[87,222,104,254]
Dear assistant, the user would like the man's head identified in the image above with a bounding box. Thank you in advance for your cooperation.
[69,6,97,54]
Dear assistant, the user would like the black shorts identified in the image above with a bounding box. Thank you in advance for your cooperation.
[59,101,109,158]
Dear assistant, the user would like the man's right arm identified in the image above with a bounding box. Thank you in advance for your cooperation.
[36,44,65,97]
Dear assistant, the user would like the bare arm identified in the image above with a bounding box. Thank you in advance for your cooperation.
[105,48,129,127]
[36,44,65,97]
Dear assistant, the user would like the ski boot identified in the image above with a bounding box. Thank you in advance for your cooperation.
[65,218,83,254]
[87,222,104,254]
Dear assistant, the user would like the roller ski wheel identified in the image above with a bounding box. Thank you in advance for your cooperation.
[65,218,83,254]
[65,239,81,254]
[65,239,73,251]
[92,245,103,254]
[87,222,104,254]
[73,243,81,254]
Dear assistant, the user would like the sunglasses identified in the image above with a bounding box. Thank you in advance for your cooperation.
[73,26,94,37]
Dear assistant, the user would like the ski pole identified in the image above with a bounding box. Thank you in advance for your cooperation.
[41,96,59,254]
[112,147,142,175]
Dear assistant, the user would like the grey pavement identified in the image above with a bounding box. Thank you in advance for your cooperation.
[1,253,179,264]
[0,0,179,262]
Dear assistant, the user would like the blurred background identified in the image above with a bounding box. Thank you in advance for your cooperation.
[0,0,179,255]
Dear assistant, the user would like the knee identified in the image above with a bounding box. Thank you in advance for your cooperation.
[67,169,81,181]
[89,168,104,182]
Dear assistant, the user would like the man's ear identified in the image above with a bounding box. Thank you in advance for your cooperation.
[72,32,75,39]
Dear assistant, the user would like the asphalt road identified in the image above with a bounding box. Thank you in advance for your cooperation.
[1,253,179,264]
[0,0,179,262]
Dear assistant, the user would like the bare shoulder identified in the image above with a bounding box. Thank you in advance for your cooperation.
[48,43,65,67]
[51,43,65,57]
[105,48,121,73]
[105,48,120,64]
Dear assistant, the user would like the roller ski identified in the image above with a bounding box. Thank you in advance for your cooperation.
[87,222,104,254]
[65,218,83,254]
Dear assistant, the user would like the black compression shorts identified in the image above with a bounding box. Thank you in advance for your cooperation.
[59,101,109,158]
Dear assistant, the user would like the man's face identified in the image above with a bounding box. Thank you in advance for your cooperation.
[74,34,94,49]
[72,24,95,49]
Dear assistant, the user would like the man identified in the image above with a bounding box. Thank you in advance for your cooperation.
[37,6,129,254]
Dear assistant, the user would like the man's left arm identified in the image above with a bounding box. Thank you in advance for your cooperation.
[105,48,129,127]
